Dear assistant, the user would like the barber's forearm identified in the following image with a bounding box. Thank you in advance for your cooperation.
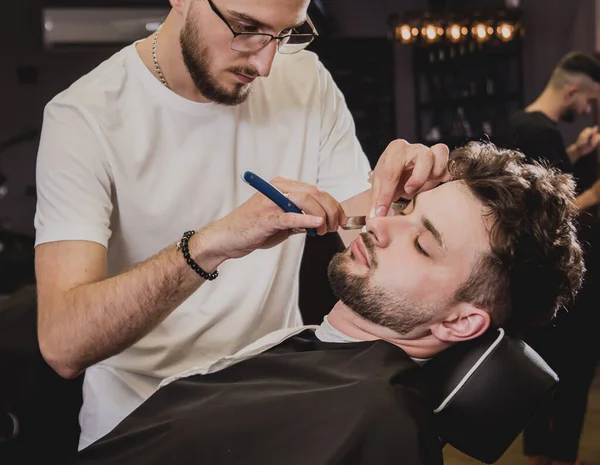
[42,232,225,379]
[573,188,598,211]
[566,144,581,163]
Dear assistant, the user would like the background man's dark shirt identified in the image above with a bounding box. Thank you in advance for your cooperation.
[508,110,574,174]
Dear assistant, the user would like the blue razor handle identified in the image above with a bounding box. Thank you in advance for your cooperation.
[241,171,318,236]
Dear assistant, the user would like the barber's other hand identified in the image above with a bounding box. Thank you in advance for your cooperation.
[370,140,451,217]
[202,178,347,260]
[574,126,600,157]
[591,179,600,204]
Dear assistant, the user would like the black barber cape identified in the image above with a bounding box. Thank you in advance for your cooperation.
[77,330,442,465]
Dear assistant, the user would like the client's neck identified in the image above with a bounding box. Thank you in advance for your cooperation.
[327,301,448,359]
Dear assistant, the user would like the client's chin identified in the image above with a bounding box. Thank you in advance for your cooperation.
[327,252,369,308]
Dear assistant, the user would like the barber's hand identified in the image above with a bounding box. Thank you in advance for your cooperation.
[574,126,600,157]
[370,140,451,217]
[591,179,600,204]
[202,178,347,260]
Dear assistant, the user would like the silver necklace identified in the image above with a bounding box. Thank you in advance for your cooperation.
[152,26,170,89]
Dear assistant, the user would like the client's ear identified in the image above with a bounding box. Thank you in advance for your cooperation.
[430,302,490,343]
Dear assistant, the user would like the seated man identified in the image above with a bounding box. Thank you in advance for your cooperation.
[76,142,584,465]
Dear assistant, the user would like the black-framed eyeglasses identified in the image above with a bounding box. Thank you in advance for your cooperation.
[207,0,318,55]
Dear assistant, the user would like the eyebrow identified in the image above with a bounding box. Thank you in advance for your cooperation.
[412,194,446,251]
[229,11,307,31]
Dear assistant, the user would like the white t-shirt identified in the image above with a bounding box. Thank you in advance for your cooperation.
[34,43,371,449]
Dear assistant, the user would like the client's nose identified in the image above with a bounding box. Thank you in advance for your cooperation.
[366,213,410,248]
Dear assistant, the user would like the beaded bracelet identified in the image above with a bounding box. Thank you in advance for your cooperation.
[176,230,219,281]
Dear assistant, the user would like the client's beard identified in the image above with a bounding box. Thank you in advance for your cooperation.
[179,10,255,106]
[327,236,439,336]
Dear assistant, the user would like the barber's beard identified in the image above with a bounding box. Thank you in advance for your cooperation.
[327,238,439,336]
[179,14,255,106]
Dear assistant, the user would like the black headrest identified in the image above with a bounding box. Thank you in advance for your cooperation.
[420,328,558,464]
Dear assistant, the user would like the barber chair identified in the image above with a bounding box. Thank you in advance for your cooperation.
[422,327,558,464]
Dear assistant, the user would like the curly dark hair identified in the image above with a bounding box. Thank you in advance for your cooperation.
[449,142,584,336]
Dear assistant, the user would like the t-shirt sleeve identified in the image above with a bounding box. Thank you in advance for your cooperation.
[34,101,113,248]
[315,59,372,202]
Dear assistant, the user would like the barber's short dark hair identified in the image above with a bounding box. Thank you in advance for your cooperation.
[556,51,600,83]
[449,142,584,336]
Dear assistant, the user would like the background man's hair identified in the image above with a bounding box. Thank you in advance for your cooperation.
[449,142,584,336]
[550,51,600,88]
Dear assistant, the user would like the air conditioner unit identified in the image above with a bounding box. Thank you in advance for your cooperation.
[42,7,170,49]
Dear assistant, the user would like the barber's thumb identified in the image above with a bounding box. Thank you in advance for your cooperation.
[369,201,391,218]
[370,193,392,217]
[281,213,323,230]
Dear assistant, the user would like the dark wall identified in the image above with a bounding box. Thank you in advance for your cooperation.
[323,0,427,149]
[0,0,119,235]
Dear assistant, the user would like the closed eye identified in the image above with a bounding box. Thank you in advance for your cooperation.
[414,237,429,257]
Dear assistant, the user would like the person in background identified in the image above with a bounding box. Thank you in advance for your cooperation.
[508,51,600,465]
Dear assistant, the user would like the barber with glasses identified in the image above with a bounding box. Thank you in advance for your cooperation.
[34,0,450,450]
